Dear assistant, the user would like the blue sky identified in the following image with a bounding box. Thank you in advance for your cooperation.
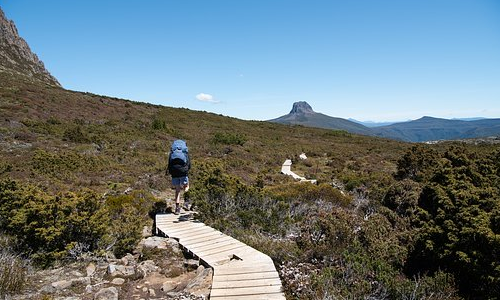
[2,0,500,121]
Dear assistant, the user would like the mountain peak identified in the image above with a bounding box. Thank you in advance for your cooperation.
[290,101,314,114]
[0,7,60,86]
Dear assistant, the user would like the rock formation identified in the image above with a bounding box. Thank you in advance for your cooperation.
[289,101,315,114]
[0,7,60,86]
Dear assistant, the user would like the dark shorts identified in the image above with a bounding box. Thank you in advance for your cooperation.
[172,176,189,187]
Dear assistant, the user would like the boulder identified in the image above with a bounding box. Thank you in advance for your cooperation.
[161,281,176,293]
[137,260,158,278]
[86,262,97,277]
[185,267,213,298]
[142,236,169,249]
[111,278,126,285]
[51,279,72,290]
[107,264,136,278]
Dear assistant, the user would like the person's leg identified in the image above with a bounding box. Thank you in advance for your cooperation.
[172,177,182,214]
[174,185,181,204]
[181,176,190,210]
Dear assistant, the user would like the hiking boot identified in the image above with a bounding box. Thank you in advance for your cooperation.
[183,200,190,211]
[174,203,181,215]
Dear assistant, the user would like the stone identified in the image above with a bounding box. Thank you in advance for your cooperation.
[111,278,125,285]
[137,260,157,278]
[185,267,213,298]
[142,236,168,249]
[148,288,156,296]
[161,281,176,293]
[40,284,56,293]
[107,264,136,278]
[70,270,84,277]
[121,253,135,266]
[196,265,205,275]
[71,277,91,286]
[51,279,72,290]
[142,225,152,238]
[184,259,199,271]
[94,287,119,300]
[86,262,97,277]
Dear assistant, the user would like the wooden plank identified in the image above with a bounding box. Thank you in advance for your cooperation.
[179,230,223,242]
[210,293,286,300]
[213,247,268,262]
[197,243,247,257]
[188,237,238,252]
[182,235,234,248]
[173,227,218,239]
[155,220,202,228]
[211,277,282,289]
[192,240,242,254]
[210,285,283,297]
[215,265,277,276]
[212,271,280,283]
[158,226,204,236]
[159,224,208,235]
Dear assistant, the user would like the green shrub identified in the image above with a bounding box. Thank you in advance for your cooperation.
[0,180,107,266]
[211,132,247,146]
[31,149,102,179]
[397,146,500,299]
[63,125,88,143]
[103,191,158,257]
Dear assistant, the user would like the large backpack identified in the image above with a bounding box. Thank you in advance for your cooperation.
[168,140,189,176]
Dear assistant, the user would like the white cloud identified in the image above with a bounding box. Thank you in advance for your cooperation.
[196,93,219,103]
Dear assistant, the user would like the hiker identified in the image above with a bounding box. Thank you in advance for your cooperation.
[167,139,191,214]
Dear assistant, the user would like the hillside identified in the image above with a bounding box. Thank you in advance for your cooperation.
[0,71,407,194]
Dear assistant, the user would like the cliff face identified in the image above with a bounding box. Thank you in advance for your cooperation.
[289,101,315,114]
[0,7,60,86]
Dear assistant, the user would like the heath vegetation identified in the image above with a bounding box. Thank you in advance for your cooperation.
[1,72,499,299]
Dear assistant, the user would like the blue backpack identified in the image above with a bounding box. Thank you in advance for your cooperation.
[170,140,188,164]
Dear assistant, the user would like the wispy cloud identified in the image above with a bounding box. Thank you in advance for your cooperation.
[196,93,219,103]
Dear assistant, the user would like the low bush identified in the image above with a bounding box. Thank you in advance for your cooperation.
[0,179,159,266]
[211,132,247,146]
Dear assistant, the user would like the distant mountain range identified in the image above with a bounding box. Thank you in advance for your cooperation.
[269,102,500,142]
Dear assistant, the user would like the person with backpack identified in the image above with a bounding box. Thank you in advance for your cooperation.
[167,139,191,214]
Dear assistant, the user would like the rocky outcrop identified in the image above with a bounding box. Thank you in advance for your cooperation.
[0,7,60,86]
[289,101,315,114]
[9,234,212,300]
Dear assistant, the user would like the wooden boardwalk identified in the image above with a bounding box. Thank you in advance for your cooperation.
[155,212,286,300]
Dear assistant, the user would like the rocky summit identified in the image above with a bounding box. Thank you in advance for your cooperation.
[0,7,60,86]
[289,101,315,114]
